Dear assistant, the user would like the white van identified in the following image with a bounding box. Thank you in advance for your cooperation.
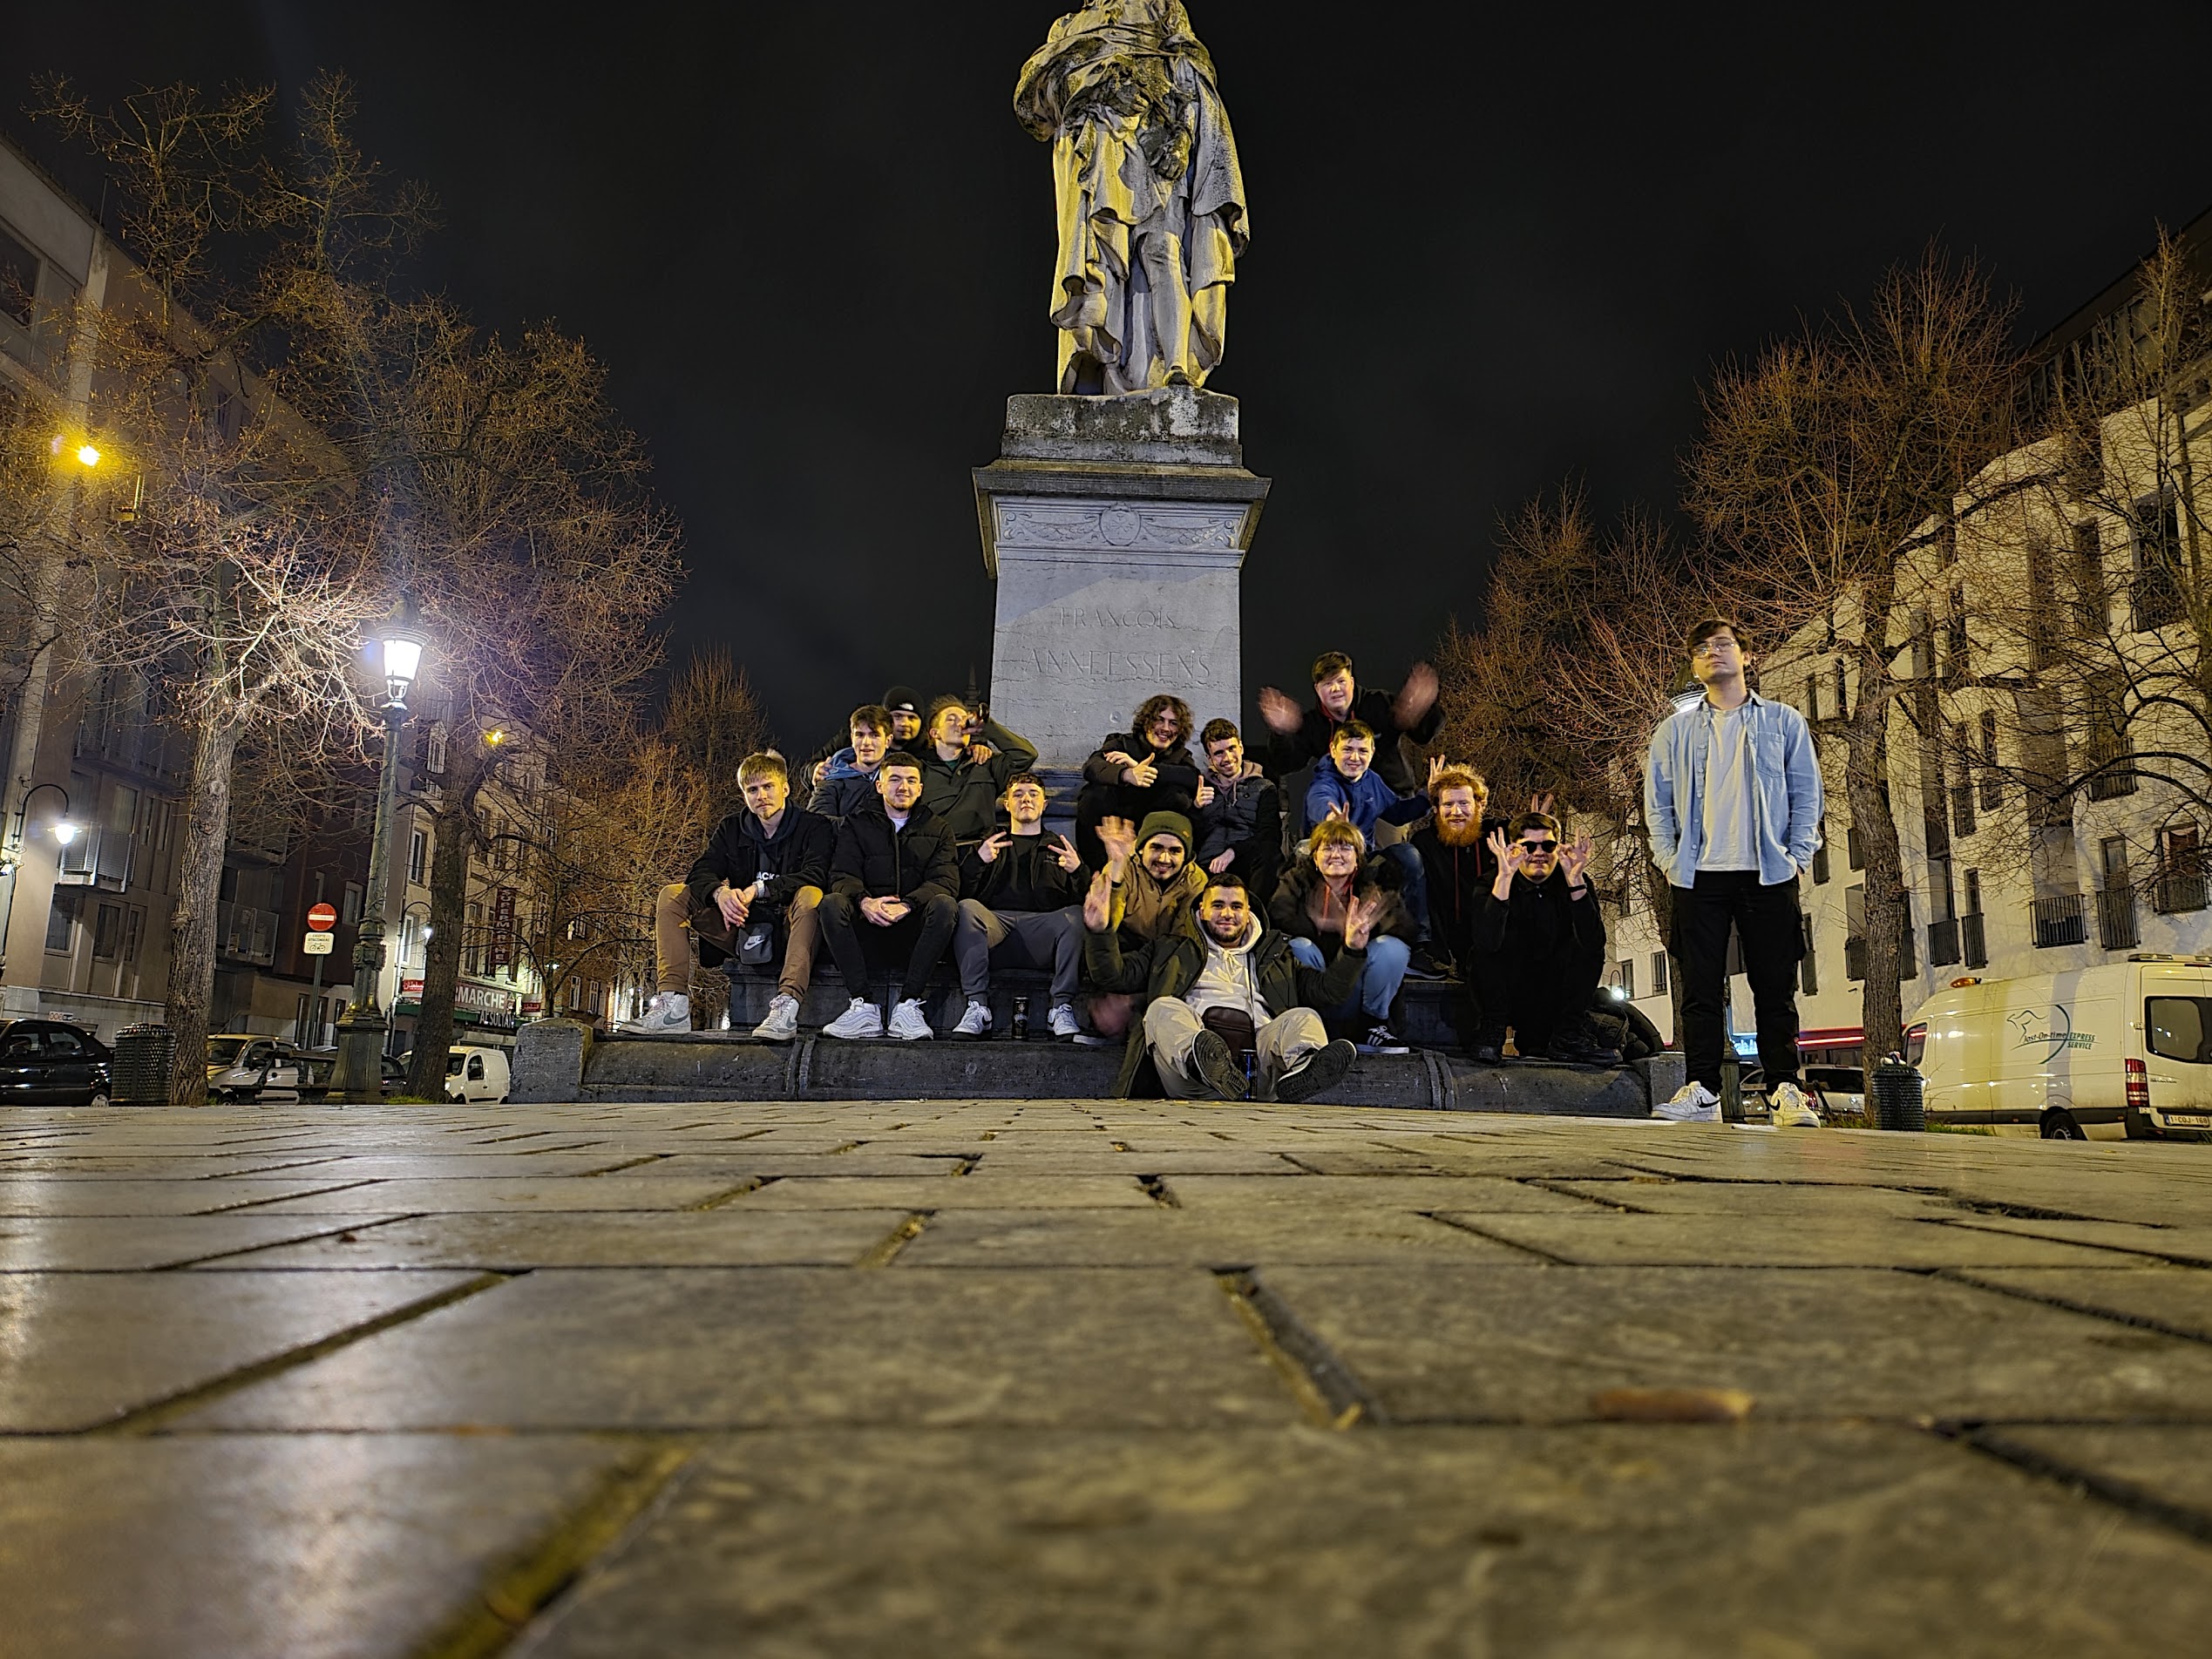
[1907,955,2212,1141]
[444,1046,512,1105]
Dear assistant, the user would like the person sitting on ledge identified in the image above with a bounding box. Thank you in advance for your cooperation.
[625,750,832,1041]
[1408,766,1496,979]
[1075,694,1202,869]
[1191,717,1282,903]
[1270,816,1416,1054]
[1081,867,1367,1102]
[810,703,893,821]
[1081,809,1208,1045]
[810,686,925,792]
[1468,811,1618,1066]
[1304,723,1439,973]
[949,772,1088,1040]
[1258,649,1444,809]
[919,695,1039,845]
[817,752,960,1041]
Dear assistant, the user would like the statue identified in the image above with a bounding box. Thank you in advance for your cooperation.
[1014,3,1249,396]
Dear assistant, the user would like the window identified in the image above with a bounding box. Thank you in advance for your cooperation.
[2073,522,2106,633]
[0,223,38,328]
[45,889,80,952]
[122,906,144,964]
[2131,492,2185,632]
[465,901,485,975]
[1802,678,1819,724]
[427,727,448,774]
[409,830,427,885]
[1616,959,1636,1000]
[2157,825,2209,914]
[92,903,124,959]
[1847,825,1864,870]
[1964,870,1983,914]
[1832,660,1849,721]
[1978,712,2003,810]
[1811,839,1829,884]
[1944,585,1968,672]
[45,1027,84,1057]
[1650,952,1668,998]
[342,883,363,924]
[2147,998,2212,1065]
[1799,916,1818,996]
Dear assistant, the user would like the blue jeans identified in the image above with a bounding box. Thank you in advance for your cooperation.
[1289,934,1410,1024]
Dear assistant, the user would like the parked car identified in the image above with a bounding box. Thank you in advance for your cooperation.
[1802,1065,1868,1119]
[1909,955,2212,1141]
[0,1019,112,1107]
[297,1052,409,1098]
[206,1034,309,1102]
[444,1046,511,1105]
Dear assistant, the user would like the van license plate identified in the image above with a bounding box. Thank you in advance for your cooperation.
[2163,1114,2211,1127]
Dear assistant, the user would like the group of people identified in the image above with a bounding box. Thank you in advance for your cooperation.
[626,620,1828,1123]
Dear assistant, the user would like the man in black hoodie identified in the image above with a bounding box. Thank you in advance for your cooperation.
[949,773,1088,1040]
[1469,811,1615,1065]
[818,753,962,1040]
[624,751,834,1041]
[1257,649,1444,805]
[1408,765,1495,978]
[1074,694,1204,869]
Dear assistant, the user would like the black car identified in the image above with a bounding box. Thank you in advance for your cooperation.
[0,1019,113,1107]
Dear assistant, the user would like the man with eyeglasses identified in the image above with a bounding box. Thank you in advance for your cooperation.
[1645,618,1823,1126]
[1467,812,1614,1065]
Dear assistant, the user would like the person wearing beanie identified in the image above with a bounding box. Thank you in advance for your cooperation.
[1078,809,1209,1046]
[879,687,925,748]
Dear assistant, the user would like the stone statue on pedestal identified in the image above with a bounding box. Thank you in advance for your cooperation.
[1015,3,1249,395]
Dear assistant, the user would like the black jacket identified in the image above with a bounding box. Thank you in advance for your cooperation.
[1265,687,1443,797]
[917,719,1039,842]
[1192,762,1281,877]
[1410,820,1504,965]
[684,807,834,918]
[1082,920,1365,1096]
[960,827,1085,912]
[1269,855,1418,956]
[1082,732,1202,799]
[1473,866,1607,963]
[828,799,960,907]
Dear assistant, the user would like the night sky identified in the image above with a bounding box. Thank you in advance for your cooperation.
[11,3,2212,752]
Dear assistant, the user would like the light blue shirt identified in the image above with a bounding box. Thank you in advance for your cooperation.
[1645,691,1822,888]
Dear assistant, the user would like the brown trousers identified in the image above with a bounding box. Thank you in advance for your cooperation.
[654,881,822,1001]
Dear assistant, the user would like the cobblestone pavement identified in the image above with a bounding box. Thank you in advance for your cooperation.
[5,1100,2212,1656]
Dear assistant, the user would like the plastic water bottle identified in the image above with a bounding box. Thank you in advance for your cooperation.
[1012,998,1028,1041]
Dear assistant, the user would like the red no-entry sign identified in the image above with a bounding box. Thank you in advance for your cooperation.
[307,903,338,931]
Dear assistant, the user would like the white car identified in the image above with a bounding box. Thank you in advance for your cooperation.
[206,1034,308,1102]
[444,1045,511,1104]
[1909,954,2212,1141]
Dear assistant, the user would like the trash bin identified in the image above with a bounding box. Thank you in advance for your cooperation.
[112,1024,176,1107]
[1870,1054,1925,1132]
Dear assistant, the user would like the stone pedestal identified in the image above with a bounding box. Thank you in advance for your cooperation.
[974,389,1269,770]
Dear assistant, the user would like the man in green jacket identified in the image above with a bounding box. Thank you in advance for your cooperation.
[918,695,1039,843]
[1081,867,1368,1102]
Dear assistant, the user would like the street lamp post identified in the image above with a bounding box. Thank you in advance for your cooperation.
[330,595,426,1105]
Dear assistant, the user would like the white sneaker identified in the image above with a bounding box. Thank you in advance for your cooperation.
[1048,1002,1082,1040]
[951,1002,991,1039]
[1768,1080,1822,1128]
[887,999,934,1041]
[1652,1080,1721,1121]
[822,998,884,1040]
[751,994,800,1043]
[621,992,691,1034]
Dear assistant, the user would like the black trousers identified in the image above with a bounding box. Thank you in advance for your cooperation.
[1470,933,1605,1053]
[818,891,959,1003]
[1674,870,1803,1092]
[1073,781,1194,870]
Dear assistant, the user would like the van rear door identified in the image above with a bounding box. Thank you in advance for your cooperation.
[2143,971,2212,1133]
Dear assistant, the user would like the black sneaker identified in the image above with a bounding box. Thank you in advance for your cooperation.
[1470,1031,1506,1065]
[1358,1022,1410,1055]
[1548,1019,1623,1066]
[1190,1029,1246,1100]
[1274,1038,1356,1103]
[1404,947,1453,981]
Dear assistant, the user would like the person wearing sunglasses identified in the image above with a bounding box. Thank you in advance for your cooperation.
[1467,812,1615,1066]
[1644,617,1823,1127]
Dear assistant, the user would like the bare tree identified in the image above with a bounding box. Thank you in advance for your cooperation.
[663,647,770,826]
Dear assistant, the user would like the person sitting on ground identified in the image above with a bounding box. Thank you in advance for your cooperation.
[810,703,893,820]
[918,695,1039,845]
[1075,694,1203,869]
[1468,811,1617,1066]
[1258,649,1444,804]
[1082,810,1209,1043]
[1269,816,1417,1054]
[811,687,926,791]
[1191,718,1282,903]
[817,752,961,1041]
[1408,766,1496,978]
[1082,867,1367,1102]
[1304,723,1439,972]
[626,750,833,1042]
[950,773,1088,1041]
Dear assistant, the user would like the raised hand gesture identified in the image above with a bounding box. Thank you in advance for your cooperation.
[1528,791,1555,817]
[1561,833,1593,890]
[1257,686,1303,735]
[1123,756,1158,789]
[1343,891,1383,951]
[1322,800,1350,824]
[1050,833,1084,873]
[1487,826,1527,888]
[975,831,1009,865]
[1193,775,1216,809]
[1082,867,1115,933]
[1426,754,1449,792]
[1394,661,1440,727]
[1102,750,1138,772]
[1097,815,1138,874]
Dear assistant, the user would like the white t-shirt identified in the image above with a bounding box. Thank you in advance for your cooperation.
[1697,702,1760,871]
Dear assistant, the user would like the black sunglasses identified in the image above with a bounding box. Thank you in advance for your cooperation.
[1518,839,1559,854]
